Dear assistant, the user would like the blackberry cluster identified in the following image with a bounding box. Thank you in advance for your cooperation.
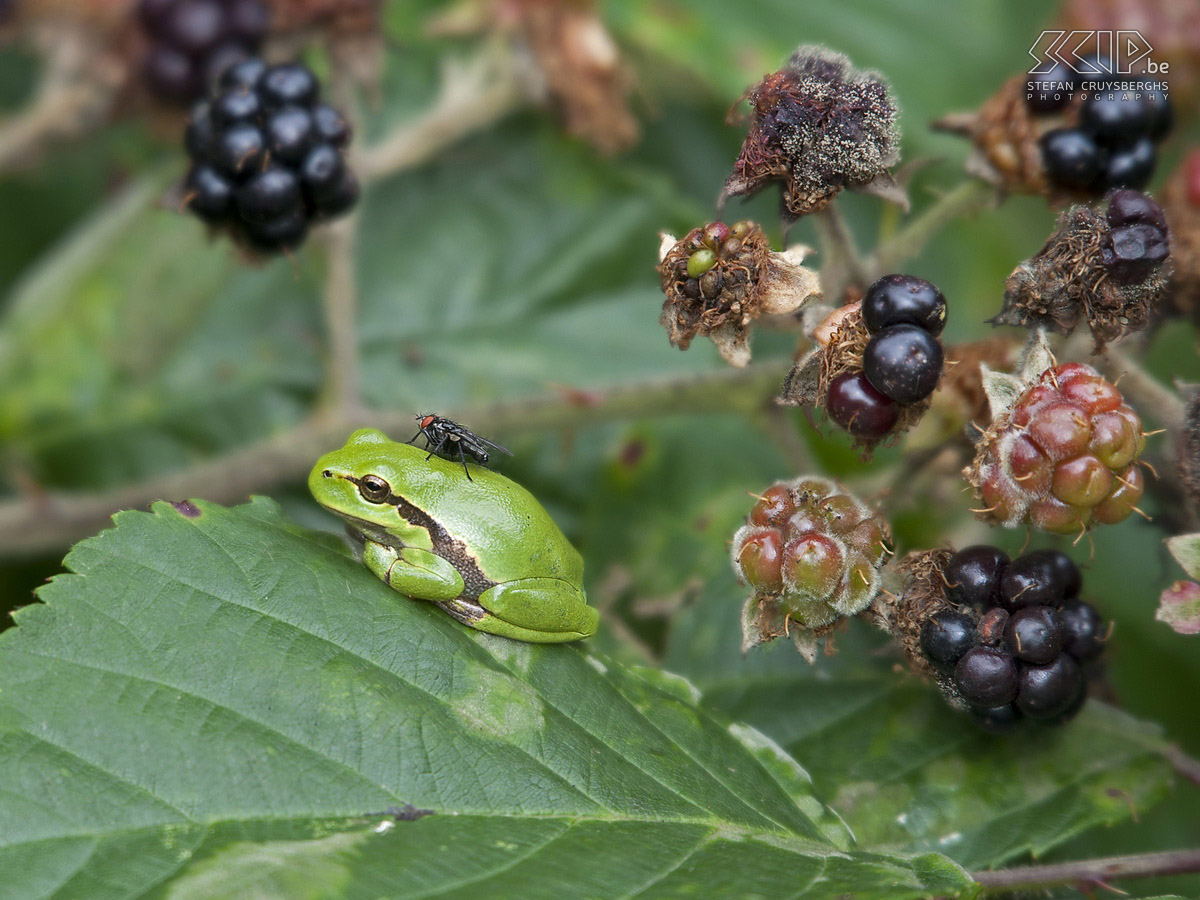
[1029,59,1172,193]
[183,59,357,253]
[920,546,1106,733]
[827,274,946,439]
[1102,189,1170,283]
[139,0,270,104]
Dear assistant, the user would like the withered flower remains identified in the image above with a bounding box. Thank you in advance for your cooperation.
[721,46,902,220]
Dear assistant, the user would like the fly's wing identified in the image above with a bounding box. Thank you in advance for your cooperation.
[466,432,513,456]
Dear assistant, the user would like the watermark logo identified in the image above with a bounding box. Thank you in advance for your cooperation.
[1029,31,1165,75]
[1026,30,1169,104]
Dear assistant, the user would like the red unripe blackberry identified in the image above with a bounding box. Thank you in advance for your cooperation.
[969,363,1146,534]
[826,371,899,440]
[732,477,889,630]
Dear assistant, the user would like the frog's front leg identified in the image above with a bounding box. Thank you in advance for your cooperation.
[474,578,598,643]
[361,541,465,602]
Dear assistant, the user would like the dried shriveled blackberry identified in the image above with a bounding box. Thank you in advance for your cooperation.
[656,221,820,367]
[991,191,1171,349]
[720,46,902,221]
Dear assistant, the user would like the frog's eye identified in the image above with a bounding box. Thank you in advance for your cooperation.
[358,475,392,504]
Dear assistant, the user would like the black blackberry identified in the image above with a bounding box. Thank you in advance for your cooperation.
[1082,93,1151,144]
[925,545,1106,733]
[1037,67,1173,194]
[1040,129,1106,189]
[1016,653,1083,719]
[182,58,358,253]
[1059,598,1106,662]
[138,0,270,105]
[1004,605,1065,664]
[862,324,944,405]
[954,647,1019,707]
[1000,552,1068,609]
[862,274,947,335]
[1104,137,1155,191]
[944,545,1008,610]
[919,610,977,673]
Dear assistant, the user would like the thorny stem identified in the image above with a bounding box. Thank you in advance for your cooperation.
[973,847,1200,893]
[0,363,789,557]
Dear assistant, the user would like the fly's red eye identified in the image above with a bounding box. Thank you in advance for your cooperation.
[420,415,435,428]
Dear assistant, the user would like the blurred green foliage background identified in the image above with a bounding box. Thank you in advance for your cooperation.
[2,0,1199,892]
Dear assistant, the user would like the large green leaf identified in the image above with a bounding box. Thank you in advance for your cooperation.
[0,498,975,898]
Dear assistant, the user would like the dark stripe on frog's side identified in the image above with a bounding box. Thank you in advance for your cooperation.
[335,475,495,601]
[387,494,494,600]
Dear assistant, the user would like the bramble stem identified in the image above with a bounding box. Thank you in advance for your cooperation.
[356,42,524,180]
[974,847,1200,893]
[319,214,364,414]
[1162,744,1200,788]
[0,363,789,556]
[869,178,994,277]
[811,203,868,302]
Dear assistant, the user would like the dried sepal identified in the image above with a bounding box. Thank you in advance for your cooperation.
[721,45,902,221]
[934,75,1052,196]
[990,197,1171,350]
[657,221,820,367]
[865,548,956,681]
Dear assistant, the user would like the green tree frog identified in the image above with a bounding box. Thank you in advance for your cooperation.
[309,428,598,643]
